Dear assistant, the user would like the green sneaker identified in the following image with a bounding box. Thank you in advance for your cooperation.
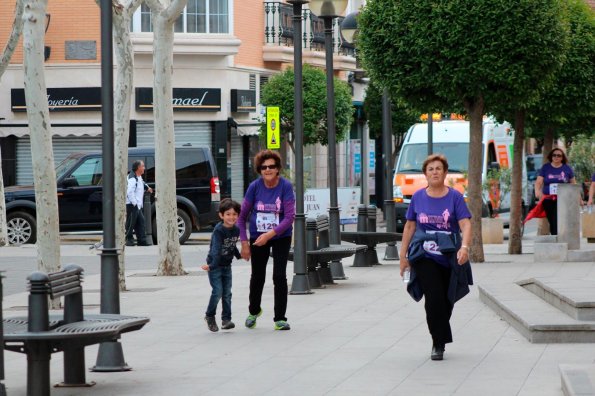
[274,320,291,331]
[245,309,262,329]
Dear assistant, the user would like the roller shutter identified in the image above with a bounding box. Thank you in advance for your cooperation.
[230,133,244,201]
[16,136,103,185]
[135,121,213,149]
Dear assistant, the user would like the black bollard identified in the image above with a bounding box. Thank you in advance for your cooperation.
[143,192,153,246]
[352,206,370,267]
[306,219,324,289]
[27,272,51,396]
[357,204,368,232]
[366,205,380,265]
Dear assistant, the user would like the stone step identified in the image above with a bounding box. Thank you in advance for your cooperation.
[560,364,595,396]
[519,278,595,321]
[567,249,595,262]
[478,282,595,343]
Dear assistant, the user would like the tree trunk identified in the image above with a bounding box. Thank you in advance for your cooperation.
[508,109,525,254]
[150,2,186,275]
[113,2,140,290]
[538,126,555,235]
[22,0,61,288]
[464,97,485,262]
[0,0,26,246]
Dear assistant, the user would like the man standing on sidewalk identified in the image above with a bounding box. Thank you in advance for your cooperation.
[126,160,153,246]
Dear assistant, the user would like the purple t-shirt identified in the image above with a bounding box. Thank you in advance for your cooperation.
[592,173,595,182]
[238,177,296,241]
[539,163,574,195]
[406,187,471,266]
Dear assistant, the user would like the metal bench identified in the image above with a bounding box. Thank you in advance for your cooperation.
[341,205,402,267]
[3,264,149,396]
[287,216,366,287]
[314,215,366,284]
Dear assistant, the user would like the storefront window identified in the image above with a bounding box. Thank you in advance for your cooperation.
[135,0,229,34]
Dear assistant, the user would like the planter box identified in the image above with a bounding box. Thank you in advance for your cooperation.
[582,212,595,243]
[482,218,504,244]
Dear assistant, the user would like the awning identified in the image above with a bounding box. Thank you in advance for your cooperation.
[0,125,103,138]
[237,125,261,137]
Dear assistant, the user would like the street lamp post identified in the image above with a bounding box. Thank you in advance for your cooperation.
[92,0,129,371]
[340,12,367,206]
[288,0,311,295]
[382,90,398,259]
[309,0,348,280]
[341,12,397,260]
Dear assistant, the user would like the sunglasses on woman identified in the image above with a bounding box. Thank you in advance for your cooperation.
[552,153,563,158]
[260,164,278,170]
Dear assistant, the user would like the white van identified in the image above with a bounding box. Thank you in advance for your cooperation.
[392,118,527,231]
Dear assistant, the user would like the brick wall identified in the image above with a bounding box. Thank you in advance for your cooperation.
[0,0,101,65]
[234,0,265,69]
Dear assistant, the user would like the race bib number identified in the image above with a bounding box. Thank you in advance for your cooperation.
[423,241,443,256]
[256,212,279,232]
[549,183,558,195]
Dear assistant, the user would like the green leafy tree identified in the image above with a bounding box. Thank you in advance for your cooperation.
[363,80,421,160]
[526,0,595,147]
[568,135,595,186]
[260,65,354,152]
[358,0,567,261]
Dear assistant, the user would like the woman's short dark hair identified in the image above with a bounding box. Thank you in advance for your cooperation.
[422,154,449,174]
[254,150,282,174]
[547,148,568,164]
[218,198,241,215]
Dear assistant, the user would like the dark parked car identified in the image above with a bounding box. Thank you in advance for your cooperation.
[5,147,220,245]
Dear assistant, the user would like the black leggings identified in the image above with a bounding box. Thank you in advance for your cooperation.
[248,236,291,322]
[410,257,453,346]
[542,198,558,235]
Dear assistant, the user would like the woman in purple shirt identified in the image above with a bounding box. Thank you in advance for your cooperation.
[238,150,295,331]
[399,154,472,361]
[534,148,576,235]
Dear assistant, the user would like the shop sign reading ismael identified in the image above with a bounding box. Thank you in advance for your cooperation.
[266,106,280,149]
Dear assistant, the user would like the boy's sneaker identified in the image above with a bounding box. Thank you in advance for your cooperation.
[245,309,263,329]
[274,320,291,331]
[221,320,235,330]
[204,316,219,332]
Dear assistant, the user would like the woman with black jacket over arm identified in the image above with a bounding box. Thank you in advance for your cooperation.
[399,154,472,361]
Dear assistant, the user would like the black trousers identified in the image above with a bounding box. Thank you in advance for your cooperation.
[410,257,453,346]
[248,236,291,322]
[125,204,146,244]
[542,198,558,235]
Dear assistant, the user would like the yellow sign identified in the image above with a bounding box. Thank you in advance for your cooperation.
[266,107,280,149]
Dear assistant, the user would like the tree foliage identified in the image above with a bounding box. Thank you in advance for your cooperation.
[524,0,595,139]
[568,135,595,184]
[363,80,420,142]
[260,65,354,149]
[358,0,567,262]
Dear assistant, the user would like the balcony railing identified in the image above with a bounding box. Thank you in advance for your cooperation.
[264,2,356,57]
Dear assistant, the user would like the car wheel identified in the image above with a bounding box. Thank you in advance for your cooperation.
[177,209,192,245]
[151,208,193,245]
[7,211,37,245]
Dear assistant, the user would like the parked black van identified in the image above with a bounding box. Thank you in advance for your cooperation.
[4,147,220,245]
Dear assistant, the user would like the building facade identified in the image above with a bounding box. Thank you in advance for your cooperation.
[0,0,363,201]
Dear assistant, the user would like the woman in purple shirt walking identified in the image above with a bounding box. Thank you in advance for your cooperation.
[238,150,296,331]
[399,154,472,361]
[534,148,576,235]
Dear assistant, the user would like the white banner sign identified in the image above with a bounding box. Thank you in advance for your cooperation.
[304,187,361,224]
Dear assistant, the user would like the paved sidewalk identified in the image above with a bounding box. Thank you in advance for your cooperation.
[2,236,595,395]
